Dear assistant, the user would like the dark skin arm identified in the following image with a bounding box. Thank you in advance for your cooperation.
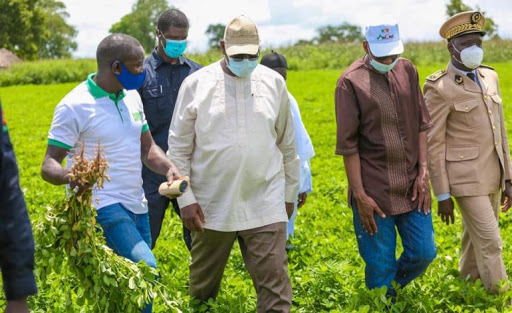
[344,153,386,235]
[41,145,93,192]
[5,299,29,313]
[438,176,512,226]
[181,203,206,232]
[297,192,307,208]
[42,132,181,188]
[411,131,431,214]
[41,145,72,185]
[285,202,294,219]
[501,181,512,212]
[140,130,180,183]
[438,198,455,225]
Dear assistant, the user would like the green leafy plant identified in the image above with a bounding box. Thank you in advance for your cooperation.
[2,64,512,312]
[34,144,181,312]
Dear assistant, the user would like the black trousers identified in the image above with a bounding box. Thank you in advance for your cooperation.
[144,189,192,250]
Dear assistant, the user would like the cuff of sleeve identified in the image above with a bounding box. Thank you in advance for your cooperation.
[436,193,451,201]
[3,271,37,300]
[335,147,358,156]
[47,138,72,150]
[141,124,149,133]
[420,121,434,132]
[177,189,197,208]
[285,186,298,203]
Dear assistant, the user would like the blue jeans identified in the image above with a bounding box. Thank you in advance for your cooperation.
[352,202,436,296]
[96,203,157,313]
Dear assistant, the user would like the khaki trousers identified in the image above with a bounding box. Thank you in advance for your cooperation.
[189,222,292,313]
[455,193,508,293]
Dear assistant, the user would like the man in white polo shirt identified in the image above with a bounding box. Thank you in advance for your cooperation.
[168,15,299,312]
[41,34,180,313]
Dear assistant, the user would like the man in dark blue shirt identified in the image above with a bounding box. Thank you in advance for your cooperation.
[139,8,202,250]
[0,99,38,312]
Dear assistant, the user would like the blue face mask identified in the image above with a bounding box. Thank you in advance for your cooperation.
[162,38,187,59]
[369,57,398,73]
[227,57,258,78]
[115,62,146,90]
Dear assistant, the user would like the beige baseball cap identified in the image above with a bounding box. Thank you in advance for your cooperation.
[223,15,260,56]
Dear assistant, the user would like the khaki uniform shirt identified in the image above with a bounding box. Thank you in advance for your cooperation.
[424,62,512,198]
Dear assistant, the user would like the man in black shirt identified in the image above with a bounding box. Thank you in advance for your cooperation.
[138,9,202,249]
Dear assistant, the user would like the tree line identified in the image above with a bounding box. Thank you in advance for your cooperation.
[0,0,500,60]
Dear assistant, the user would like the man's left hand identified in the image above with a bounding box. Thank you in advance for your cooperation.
[165,163,181,185]
[501,181,512,212]
[297,192,307,208]
[412,165,431,215]
[285,202,294,219]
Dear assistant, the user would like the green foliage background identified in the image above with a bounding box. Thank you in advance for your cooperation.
[0,0,77,60]
[3,40,512,87]
[109,0,169,54]
[2,60,512,311]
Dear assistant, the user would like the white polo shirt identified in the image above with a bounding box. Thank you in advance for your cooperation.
[48,73,149,214]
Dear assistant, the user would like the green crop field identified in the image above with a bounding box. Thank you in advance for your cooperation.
[2,62,512,312]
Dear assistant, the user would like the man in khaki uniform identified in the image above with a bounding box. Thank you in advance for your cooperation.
[424,11,512,293]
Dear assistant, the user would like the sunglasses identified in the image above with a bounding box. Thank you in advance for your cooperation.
[230,53,260,62]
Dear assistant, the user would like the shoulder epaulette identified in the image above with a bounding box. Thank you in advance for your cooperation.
[426,69,447,82]
[479,64,494,70]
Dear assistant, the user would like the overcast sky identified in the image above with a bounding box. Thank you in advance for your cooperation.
[63,0,512,58]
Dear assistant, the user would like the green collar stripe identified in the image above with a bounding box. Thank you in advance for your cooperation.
[48,139,73,150]
[141,124,149,134]
[86,73,126,103]
[2,125,7,132]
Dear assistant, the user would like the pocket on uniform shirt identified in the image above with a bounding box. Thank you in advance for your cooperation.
[453,99,479,128]
[142,87,171,127]
[446,146,479,185]
[491,94,502,105]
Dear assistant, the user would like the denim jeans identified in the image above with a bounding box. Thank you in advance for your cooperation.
[352,201,436,296]
[96,203,157,313]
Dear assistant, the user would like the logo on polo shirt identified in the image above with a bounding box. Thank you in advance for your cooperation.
[132,110,144,122]
[377,28,395,41]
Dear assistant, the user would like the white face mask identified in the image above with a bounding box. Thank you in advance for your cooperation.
[452,44,484,69]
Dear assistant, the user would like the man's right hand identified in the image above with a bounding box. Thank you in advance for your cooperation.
[438,198,455,225]
[6,299,29,313]
[181,203,205,232]
[67,173,91,194]
[354,193,386,235]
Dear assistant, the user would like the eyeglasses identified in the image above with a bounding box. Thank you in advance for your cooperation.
[230,53,260,62]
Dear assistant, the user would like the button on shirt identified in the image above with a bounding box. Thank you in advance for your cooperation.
[436,64,481,201]
[335,57,433,216]
[168,61,300,231]
[48,74,149,213]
